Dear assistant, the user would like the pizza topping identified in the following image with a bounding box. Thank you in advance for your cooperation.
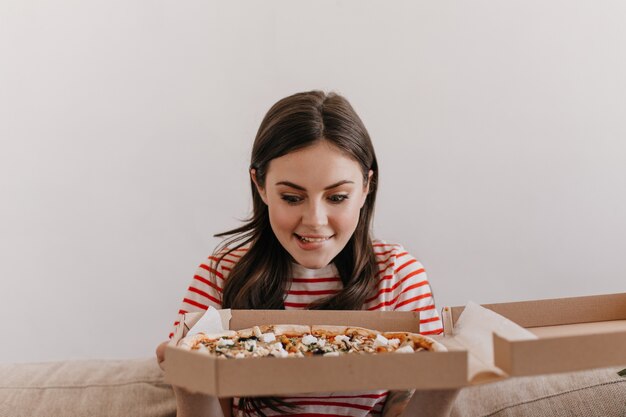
[270,343,289,357]
[395,345,414,354]
[269,342,283,351]
[217,338,235,347]
[255,347,270,357]
[388,338,401,348]
[302,334,318,345]
[182,324,445,358]
[373,334,389,348]
[332,335,351,351]
[244,339,257,352]
[261,333,276,343]
[350,337,362,348]
[196,344,210,354]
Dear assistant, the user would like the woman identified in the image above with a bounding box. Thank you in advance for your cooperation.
[157,91,445,417]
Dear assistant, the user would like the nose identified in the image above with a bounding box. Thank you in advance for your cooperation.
[302,199,328,229]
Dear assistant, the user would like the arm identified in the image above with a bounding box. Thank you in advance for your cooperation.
[156,341,232,417]
[381,247,456,416]
[157,250,237,416]
[219,399,233,417]
[173,387,231,417]
[385,246,443,335]
[400,389,460,417]
[382,390,414,417]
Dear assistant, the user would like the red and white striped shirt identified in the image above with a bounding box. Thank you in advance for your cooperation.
[170,240,443,417]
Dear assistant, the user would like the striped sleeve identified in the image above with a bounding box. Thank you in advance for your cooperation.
[369,242,444,336]
[168,254,226,339]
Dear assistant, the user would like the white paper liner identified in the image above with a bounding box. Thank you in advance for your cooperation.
[186,306,227,337]
[453,301,538,381]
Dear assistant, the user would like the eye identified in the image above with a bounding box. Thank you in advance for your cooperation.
[281,194,303,205]
[328,194,349,204]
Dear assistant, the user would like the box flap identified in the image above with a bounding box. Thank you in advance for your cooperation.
[448,292,626,329]
[228,310,421,333]
[494,329,626,376]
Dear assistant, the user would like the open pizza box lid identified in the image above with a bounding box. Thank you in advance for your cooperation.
[164,309,468,397]
[444,292,626,378]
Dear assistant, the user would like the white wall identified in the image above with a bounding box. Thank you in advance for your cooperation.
[1,0,625,363]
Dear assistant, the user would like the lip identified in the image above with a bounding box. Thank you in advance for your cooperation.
[296,234,332,239]
[293,233,333,250]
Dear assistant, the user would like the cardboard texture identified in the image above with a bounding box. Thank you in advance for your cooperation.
[437,302,538,385]
[447,293,626,377]
[165,310,468,397]
[165,293,626,396]
[448,292,626,328]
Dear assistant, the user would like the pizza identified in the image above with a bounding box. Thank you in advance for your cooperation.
[178,324,446,358]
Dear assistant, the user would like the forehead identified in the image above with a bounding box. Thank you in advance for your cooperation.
[266,141,363,185]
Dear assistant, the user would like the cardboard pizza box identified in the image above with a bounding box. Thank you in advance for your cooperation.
[164,309,468,397]
[444,292,626,377]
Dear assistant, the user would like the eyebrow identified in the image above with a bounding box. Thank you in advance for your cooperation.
[275,180,355,191]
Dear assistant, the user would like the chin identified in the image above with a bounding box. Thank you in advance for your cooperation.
[295,259,330,269]
[292,254,333,270]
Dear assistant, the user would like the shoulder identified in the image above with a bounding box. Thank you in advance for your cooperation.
[210,244,249,268]
[364,239,434,313]
[371,239,429,288]
[212,242,251,267]
[372,239,423,270]
[193,243,250,284]
[371,239,405,253]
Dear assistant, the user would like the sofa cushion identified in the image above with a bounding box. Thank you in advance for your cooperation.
[1,358,624,417]
[0,358,176,417]
[451,366,626,417]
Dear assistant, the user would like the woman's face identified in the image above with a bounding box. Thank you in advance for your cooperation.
[253,140,371,269]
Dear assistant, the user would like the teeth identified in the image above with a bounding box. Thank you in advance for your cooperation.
[298,235,330,243]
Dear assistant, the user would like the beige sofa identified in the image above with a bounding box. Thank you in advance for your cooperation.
[1,358,625,417]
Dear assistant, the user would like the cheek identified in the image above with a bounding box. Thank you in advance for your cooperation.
[268,204,298,233]
[331,204,362,232]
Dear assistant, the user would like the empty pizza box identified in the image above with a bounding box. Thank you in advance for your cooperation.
[446,292,626,378]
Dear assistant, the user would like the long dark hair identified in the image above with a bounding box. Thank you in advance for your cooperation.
[214,91,380,416]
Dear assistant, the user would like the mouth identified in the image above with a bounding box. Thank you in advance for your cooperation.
[294,233,333,243]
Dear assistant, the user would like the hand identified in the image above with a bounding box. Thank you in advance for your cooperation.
[382,390,414,417]
[156,340,169,371]
[155,340,232,417]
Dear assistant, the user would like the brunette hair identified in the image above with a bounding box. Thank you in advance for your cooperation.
[214,90,379,415]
